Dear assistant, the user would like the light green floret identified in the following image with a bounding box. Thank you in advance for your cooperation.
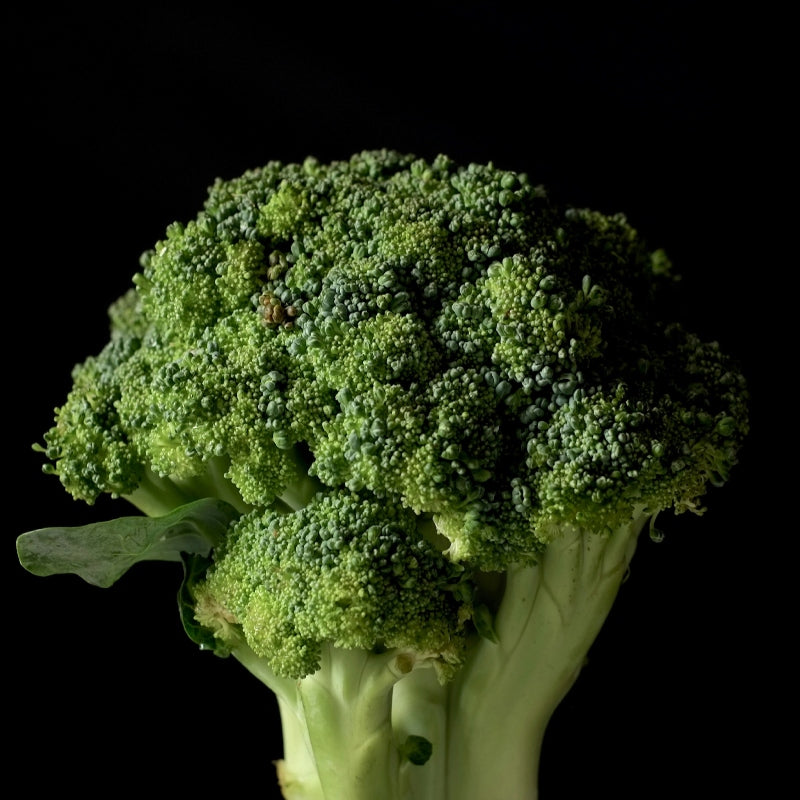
[38,331,144,504]
[196,488,469,681]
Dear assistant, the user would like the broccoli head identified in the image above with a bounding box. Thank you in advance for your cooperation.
[18,150,748,800]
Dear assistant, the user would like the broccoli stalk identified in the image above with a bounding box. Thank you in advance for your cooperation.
[441,519,647,799]
[17,151,748,798]
[230,640,406,800]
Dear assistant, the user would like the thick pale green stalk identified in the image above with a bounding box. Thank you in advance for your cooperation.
[236,642,436,799]
[392,665,449,800]
[292,645,410,800]
[231,642,326,799]
[442,517,647,800]
[275,696,325,800]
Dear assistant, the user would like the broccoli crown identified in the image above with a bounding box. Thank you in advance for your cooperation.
[40,150,748,676]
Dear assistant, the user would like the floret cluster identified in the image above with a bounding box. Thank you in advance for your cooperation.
[40,151,747,679]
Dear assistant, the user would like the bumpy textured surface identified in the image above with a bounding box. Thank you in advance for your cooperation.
[40,151,748,676]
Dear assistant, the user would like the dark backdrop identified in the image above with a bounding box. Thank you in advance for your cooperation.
[5,4,783,797]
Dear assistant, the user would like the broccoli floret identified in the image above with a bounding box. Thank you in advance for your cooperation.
[18,150,748,800]
[195,488,467,681]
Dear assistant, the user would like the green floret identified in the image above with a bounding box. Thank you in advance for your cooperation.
[307,311,441,393]
[39,331,144,504]
[196,488,468,680]
[311,381,427,496]
[20,150,749,800]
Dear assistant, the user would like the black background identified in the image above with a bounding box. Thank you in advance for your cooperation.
[5,4,785,797]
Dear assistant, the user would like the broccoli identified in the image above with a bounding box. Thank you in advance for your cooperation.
[17,150,748,799]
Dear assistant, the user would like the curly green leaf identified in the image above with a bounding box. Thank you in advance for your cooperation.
[16,498,240,588]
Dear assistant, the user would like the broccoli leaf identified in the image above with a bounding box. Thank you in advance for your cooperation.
[178,552,232,655]
[16,498,240,588]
